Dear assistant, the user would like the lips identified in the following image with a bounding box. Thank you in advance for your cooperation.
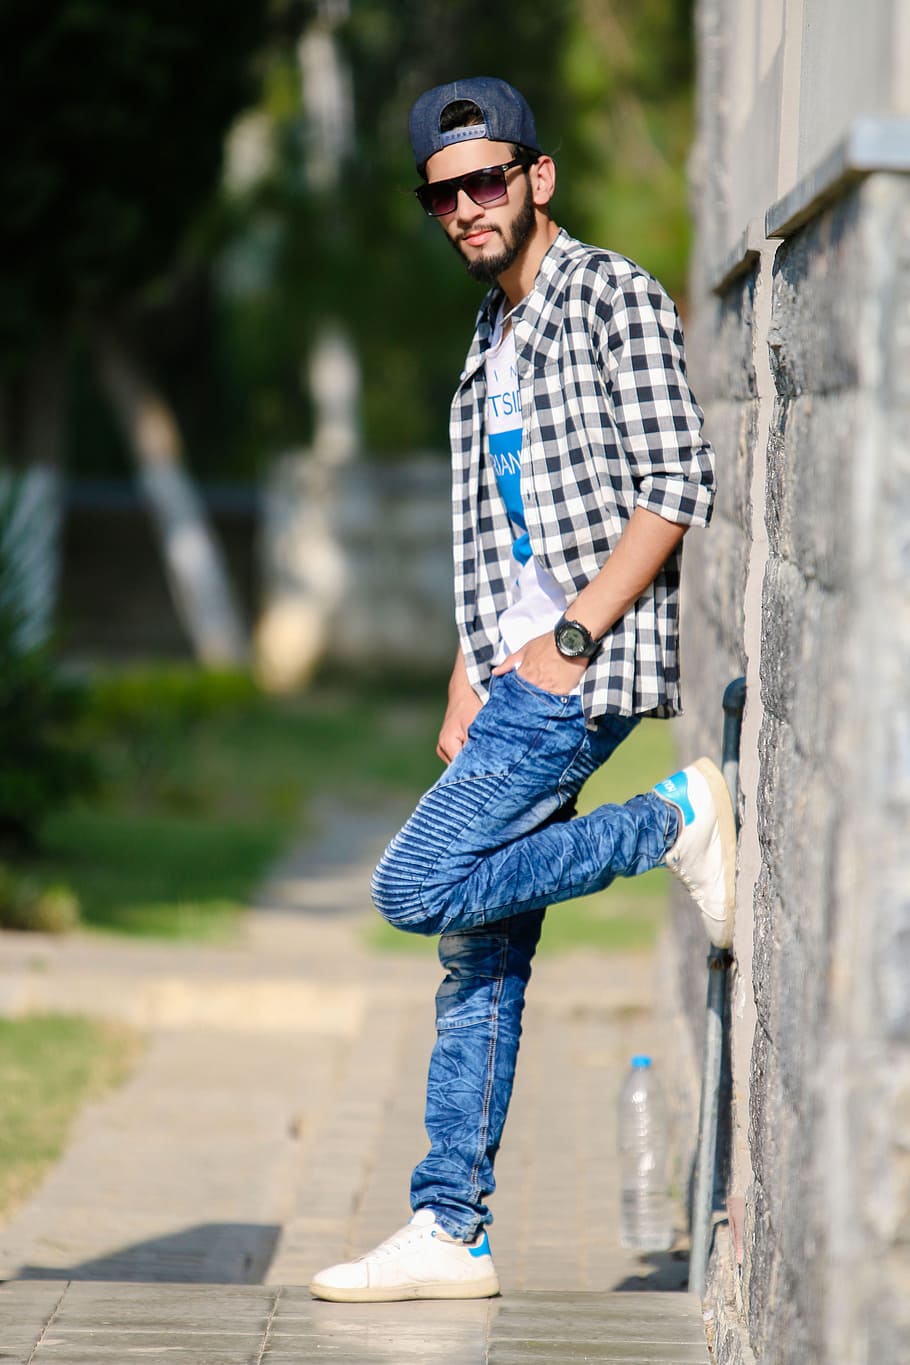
[461,227,497,247]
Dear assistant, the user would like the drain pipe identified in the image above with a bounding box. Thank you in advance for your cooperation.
[688,676,746,1298]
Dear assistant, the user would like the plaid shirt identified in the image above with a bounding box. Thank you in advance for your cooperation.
[450,228,716,721]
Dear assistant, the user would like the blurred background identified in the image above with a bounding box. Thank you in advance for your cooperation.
[0,0,690,945]
[5,6,906,1349]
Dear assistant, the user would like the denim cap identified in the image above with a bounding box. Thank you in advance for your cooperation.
[409,77,540,177]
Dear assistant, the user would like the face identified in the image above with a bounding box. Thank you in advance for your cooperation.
[424,138,542,283]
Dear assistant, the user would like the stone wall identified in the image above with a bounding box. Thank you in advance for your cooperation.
[680,7,910,1354]
[674,265,756,1004]
[744,173,910,1365]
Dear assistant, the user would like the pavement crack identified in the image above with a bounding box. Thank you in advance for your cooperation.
[255,1284,283,1364]
[24,1280,69,1365]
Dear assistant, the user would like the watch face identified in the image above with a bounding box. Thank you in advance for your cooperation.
[557,624,589,656]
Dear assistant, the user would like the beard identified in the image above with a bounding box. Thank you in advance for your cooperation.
[450,178,537,283]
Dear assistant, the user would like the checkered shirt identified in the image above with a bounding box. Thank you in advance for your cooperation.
[450,228,716,721]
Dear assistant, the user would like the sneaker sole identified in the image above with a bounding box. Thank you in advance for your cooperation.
[310,1274,501,1303]
[693,756,737,948]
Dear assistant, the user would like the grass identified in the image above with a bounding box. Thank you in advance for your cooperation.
[33,667,445,939]
[366,717,679,957]
[25,663,678,952]
[0,1014,142,1219]
[38,809,282,939]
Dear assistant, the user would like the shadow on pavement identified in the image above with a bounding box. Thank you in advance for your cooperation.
[610,1246,691,1292]
[12,1222,281,1285]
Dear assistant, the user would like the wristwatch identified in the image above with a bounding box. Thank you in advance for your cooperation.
[553,615,601,659]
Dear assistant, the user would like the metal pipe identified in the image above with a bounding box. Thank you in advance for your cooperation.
[688,676,746,1299]
[721,675,748,812]
[688,945,732,1296]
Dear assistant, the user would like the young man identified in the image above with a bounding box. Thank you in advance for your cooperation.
[311,76,736,1303]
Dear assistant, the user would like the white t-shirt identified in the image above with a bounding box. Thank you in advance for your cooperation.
[483,307,568,661]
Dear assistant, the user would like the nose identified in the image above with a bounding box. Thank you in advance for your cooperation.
[453,186,485,222]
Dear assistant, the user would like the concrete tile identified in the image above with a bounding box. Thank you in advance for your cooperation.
[267,1294,493,1360]
[32,1328,263,1349]
[30,1346,261,1365]
[494,1291,706,1326]
[261,1354,390,1365]
[54,1279,275,1326]
[489,1351,706,1364]
[0,1280,69,1365]
[263,1352,485,1365]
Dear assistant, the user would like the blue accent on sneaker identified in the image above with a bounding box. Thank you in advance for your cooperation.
[653,770,695,827]
[469,1232,491,1259]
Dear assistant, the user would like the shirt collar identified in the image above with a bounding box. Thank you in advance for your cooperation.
[459,228,577,380]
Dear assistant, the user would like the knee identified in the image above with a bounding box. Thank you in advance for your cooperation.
[370,850,441,934]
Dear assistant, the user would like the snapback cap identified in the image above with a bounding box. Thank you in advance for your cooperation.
[409,76,541,176]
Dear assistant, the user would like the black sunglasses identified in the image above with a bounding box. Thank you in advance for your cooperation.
[415,158,531,218]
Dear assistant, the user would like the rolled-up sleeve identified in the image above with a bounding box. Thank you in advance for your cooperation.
[597,272,715,527]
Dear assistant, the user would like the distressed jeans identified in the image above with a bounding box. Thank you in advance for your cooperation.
[370,669,679,1241]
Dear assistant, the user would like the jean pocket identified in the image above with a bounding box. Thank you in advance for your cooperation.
[506,669,584,711]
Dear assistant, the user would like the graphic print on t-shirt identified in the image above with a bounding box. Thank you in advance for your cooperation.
[482,310,570,661]
[485,328,531,564]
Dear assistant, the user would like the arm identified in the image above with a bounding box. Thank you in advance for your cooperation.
[437,646,483,763]
[491,506,687,693]
[568,505,687,636]
[494,269,711,696]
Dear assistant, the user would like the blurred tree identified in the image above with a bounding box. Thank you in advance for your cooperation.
[556,0,696,303]
[0,0,696,669]
[0,1,264,362]
[208,0,695,467]
[0,0,265,659]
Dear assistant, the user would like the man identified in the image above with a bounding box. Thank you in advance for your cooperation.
[311,76,735,1303]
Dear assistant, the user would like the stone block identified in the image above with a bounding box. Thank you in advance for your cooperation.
[691,270,759,404]
[768,192,864,399]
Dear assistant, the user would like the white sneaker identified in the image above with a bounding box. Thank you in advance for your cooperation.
[309,1209,500,1303]
[654,757,737,949]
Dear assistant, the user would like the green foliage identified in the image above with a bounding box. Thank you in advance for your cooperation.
[0,1014,141,1217]
[0,641,96,848]
[555,0,695,294]
[0,484,96,849]
[81,664,259,791]
[0,0,267,370]
[0,866,81,933]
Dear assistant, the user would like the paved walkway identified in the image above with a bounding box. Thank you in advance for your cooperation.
[0,800,709,1363]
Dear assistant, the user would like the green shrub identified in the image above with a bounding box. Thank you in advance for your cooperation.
[80,664,260,796]
[85,664,258,729]
[0,482,96,849]
[0,865,81,933]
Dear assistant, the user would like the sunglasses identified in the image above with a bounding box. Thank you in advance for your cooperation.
[415,158,531,218]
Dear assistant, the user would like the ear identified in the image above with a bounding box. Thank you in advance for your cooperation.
[529,155,556,209]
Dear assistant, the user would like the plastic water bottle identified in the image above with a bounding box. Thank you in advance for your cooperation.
[617,1055,673,1251]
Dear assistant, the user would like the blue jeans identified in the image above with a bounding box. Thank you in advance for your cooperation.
[370,670,678,1241]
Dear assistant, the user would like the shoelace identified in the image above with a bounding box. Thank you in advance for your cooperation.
[672,864,696,892]
[357,1226,424,1263]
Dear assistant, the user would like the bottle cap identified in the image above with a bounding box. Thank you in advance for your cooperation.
[631,1055,652,1068]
